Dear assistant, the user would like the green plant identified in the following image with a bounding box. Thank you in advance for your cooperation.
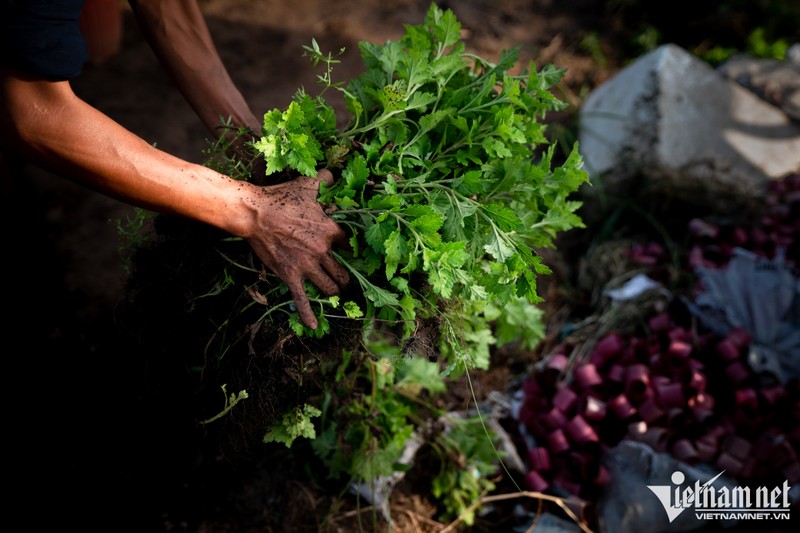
[580,32,608,68]
[202,2,588,521]
[115,206,154,272]
[263,403,321,447]
[631,25,661,55]
[697,26,792,65]
[431,415,502,525]
[252,3,587,374]
[604,0,799,67]
[745,26,790,60]
[203,116,261,181]
[311,337,441,481]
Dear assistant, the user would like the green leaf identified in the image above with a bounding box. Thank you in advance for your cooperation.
[482,203,522,232]
[481,137,512,159]
[289,311,330,338]
[334,195,358,210]
[482,232,516,262]
[343,301,364,318]
[405,204,445,234]
[343,153,370,194]
[425,4,462,49]
[364,218,394,253]
[350,422,414,480]
[368,194,404,211]
[364,282,400,308]
[288,313,306,336]
[454,170,486,196]
[486,297,545,351]
[253,100,325,176]
[379,81,408,111]
[263,404,322,447]
[396,356,446,396]
[384,229,408,279]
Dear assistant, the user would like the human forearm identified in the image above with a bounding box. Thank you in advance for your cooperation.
[1,71,349,328]
[0,72,255,238]
[128,0,260,134]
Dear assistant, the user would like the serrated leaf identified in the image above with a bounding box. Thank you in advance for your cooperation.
[430,50,468,82]
[405,204,445,235]
[343,301,364,318]
[263,404,321,447]
[481,137,512,159]
[368,194,404,210]
[343,153,370,192]
[489,297,545,351]
[426,268,451,298]
[389,276,409,293]
[398,53,432,91]
[483,232,516,262]
[288,313,306,336]
[364,281,400,308]
[483,203,521,232]
[419,108,454,133]
[400,252,419,275]
[406,91,438,111]
[383,174,398,194]
[380,81,408,111]
[384,229,408,279]
[467,283,488,301]
[425,4,461,49]
[454,170,486,196]
[364,219,392,253]
[396,356,446,396]
[334,195,358,209]
[347,231,360,257]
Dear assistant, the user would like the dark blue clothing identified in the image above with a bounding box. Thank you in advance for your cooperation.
[0,0,88,80]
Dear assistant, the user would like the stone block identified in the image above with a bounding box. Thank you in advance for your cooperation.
[578,44,800,212]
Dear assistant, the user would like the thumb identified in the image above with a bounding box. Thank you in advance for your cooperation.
[315,168,335,188]
[295,168,334,198]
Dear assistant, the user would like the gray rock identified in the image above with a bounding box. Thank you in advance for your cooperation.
[719,54,800,121]
[578,44,800,213]
[789,43,800,66]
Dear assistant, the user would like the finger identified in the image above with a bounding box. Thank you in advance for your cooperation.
[296,171,332,200]
[305,266,340,297]
[322,253,350,287]
[287,280,318,330]
[330,222,349,250]
[315,168,335,188]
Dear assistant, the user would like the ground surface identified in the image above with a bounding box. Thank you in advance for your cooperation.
[5,1,792,531]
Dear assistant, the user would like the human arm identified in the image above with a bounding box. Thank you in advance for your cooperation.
[127,0,260,135]
[0,70,348,328]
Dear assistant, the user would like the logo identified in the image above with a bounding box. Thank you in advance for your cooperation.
[648,470,791,522]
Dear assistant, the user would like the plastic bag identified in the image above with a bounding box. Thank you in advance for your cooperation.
[685,247,800,383]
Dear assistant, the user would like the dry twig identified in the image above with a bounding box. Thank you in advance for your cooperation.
[440,490,594,533]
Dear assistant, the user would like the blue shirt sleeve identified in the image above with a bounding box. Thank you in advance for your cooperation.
[0,1,88,81]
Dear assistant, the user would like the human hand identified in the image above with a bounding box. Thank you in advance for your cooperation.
[0,66,343,332]
[244,169,349,329]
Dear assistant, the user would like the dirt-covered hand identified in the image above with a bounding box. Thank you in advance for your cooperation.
[244,168,349,329]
